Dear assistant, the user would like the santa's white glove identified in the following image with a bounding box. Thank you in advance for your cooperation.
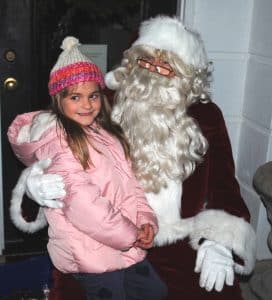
[26,158,66,208]
[194,240,234,292]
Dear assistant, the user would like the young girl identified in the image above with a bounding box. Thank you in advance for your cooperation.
[8,36,167,300]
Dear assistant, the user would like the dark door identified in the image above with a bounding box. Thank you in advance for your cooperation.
[0,0,66,256]
[0,0,51,256]
[0,0,177,257]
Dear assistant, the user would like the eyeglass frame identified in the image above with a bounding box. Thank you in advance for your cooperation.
[136,57,175,77]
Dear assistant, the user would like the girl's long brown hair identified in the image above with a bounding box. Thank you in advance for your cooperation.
[51,85,130,170]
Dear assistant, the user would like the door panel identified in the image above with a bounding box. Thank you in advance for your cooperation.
[0,0,48,255]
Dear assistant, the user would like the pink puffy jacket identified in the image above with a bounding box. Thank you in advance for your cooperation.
[8,111,158,274]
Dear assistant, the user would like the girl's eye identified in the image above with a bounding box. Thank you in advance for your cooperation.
[89,93,100,100]
[70,95,79,101]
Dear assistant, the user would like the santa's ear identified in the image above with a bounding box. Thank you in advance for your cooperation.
[105,67,127,90]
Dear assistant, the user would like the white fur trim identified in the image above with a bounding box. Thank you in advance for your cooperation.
[10,167,47,233]
[189,209,256,275]
[105,71,120,90]
[105,67,128,91]
[16,112,56,144]
[29,112,56,142]
[145,179,192,246]
[153,218,193,246]
[133,16,208,69]
[17,124,31,143]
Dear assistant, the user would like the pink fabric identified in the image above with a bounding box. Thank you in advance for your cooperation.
[8,112,158,274]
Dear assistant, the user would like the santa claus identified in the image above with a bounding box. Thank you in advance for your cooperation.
[9,16,256,299]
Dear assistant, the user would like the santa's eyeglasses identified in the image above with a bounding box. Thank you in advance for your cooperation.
[136,57,175,77]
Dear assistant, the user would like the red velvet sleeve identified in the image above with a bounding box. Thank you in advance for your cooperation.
[188,102,250,222]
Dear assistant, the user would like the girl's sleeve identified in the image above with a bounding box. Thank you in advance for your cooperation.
[134,181,158,234]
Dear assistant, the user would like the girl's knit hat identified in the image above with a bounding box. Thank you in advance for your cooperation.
[48,36,105,96]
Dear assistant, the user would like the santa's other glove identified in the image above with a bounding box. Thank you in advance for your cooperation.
[26,159,65,208]
[194,240,234,292]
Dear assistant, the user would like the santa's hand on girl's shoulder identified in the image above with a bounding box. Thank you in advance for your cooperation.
[26,159,65,208]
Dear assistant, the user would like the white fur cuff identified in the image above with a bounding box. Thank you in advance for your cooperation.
[189,209,256,275]
[154,218,193,246]
[10,167,47,233]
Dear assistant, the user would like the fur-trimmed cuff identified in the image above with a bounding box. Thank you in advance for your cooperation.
[10,167,47,233]
[189,209,256,275]
[154,218,193,246]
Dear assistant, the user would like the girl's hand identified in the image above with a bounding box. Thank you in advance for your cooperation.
[134,223,155,249]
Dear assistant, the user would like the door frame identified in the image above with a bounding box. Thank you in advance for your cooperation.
[0,93,4,254]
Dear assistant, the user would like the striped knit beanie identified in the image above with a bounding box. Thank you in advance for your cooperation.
[48,36,105,96]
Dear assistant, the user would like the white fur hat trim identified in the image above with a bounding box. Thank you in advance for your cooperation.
[133,15,208,69]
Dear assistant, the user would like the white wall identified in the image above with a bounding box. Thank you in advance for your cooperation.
[183,0,252,158]
[181,0,272,259]
[239,0,272,259]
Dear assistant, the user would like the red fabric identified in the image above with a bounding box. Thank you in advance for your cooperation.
[183,102,249,221]
[49,102,249,299]
[49,269,85,300]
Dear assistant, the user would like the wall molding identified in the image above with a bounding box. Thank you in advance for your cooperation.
[248,53,272,66]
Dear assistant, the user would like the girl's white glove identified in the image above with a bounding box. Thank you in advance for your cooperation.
[25,159,65,208]
[194,240,234,292]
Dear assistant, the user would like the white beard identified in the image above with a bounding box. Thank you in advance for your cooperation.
[112,84,187,193]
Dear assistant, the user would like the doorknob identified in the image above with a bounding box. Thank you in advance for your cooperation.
[4,77,18,91]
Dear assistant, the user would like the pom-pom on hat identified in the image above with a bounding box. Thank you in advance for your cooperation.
[132,15,208,69]
[48,36,105,96]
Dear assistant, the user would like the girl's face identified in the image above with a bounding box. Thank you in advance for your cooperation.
[61,81,102,127]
